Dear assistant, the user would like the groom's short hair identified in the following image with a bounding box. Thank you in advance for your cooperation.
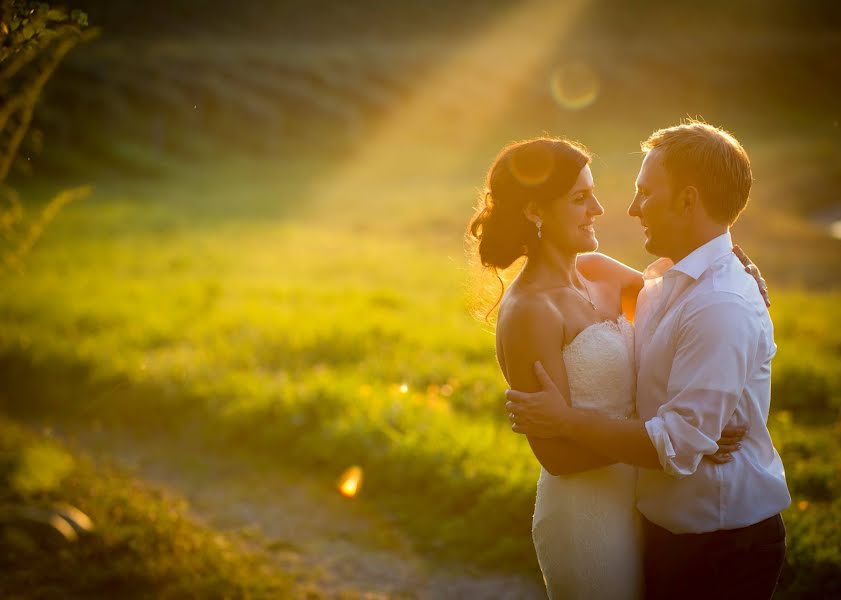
[642,120,752,225]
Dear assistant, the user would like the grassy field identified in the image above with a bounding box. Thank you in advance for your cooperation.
[0,415,294,598]
[1,156,839,594]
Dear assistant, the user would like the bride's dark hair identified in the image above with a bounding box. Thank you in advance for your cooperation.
[466,137,591,318]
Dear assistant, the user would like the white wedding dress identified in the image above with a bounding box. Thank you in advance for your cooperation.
[532,316,644,599]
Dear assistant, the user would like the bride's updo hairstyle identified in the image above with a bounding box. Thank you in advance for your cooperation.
[468,137,591,269]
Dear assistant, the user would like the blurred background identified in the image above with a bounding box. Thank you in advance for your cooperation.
[1,0,839,598]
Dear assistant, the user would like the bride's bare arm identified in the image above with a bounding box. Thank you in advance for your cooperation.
[577,249,771,316]
[499,298,615,476]
[576,253,644,321]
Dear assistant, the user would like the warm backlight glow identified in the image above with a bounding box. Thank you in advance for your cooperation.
[310,0,588,217]
[338,466,363,498]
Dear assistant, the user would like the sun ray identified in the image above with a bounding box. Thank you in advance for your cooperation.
[313,0,589,215]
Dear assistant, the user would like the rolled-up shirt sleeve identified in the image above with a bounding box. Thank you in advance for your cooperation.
[645,295,759,477]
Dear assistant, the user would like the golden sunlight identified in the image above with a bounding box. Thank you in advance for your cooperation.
[311,0,589,215]
[338,466,364,498]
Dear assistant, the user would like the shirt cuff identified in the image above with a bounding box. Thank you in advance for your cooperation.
[644,414,718,478]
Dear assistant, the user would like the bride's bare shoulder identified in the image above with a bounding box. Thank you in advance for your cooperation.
[497,285,565,340]
[495,285,566,380]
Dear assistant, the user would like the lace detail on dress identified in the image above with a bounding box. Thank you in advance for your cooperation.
[532,315,643,599]
[562,316,636,419]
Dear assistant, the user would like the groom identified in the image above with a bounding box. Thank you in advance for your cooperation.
[505,121,791,599]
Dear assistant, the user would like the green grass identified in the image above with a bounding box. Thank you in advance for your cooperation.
[0,415,293,599]
[768,411,841,598]
[768,293,841,421]
[1,161,839,596]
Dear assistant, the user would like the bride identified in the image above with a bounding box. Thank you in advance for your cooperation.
[466,138,755,598]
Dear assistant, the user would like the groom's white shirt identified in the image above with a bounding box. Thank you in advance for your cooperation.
[634,231,791,534]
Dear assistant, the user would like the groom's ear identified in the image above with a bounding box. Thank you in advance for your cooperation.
[674,185,700,217]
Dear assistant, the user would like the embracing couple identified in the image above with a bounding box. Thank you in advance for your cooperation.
[468,121,791,599]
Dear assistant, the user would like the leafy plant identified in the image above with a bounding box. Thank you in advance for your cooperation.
[0,1,95,273]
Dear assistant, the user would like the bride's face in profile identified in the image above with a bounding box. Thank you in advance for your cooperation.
[533,165,604,254]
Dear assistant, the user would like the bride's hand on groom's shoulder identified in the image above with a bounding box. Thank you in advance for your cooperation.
[505,362,572,438]
[733,244,771,308]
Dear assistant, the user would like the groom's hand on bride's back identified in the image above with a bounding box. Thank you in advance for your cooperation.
[733,244,771,308]
[707,425,748,464]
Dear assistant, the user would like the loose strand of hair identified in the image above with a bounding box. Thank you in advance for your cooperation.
[484,266,505,323]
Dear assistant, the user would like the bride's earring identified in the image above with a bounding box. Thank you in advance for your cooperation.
[536,218,543,239]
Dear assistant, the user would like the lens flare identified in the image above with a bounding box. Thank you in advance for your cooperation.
[550,62,600,110]
[508,142,555,185]
[338,466,363,498]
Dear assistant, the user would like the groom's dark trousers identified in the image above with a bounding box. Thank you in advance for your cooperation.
[643,514,786,600]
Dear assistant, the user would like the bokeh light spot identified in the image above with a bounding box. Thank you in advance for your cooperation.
[338,466,363,498]
[550,61,600,110]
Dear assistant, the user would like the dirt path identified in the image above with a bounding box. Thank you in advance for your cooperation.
[39,418,545,600]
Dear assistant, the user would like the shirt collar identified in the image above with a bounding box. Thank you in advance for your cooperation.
[642,257,674,280]
[642,231,733,281]
[670,231,733,280]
